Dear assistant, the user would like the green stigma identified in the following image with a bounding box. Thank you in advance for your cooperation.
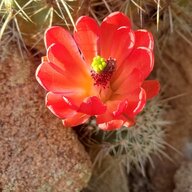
[91,55,107,73]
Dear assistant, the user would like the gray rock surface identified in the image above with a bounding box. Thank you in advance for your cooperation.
[174,161,192,192]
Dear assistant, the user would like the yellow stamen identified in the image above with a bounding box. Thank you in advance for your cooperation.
[91,55,107,73]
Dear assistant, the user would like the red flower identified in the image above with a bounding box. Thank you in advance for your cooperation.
[36,12,160,130]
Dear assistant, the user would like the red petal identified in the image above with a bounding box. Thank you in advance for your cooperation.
[45,26,79,53]
[78,96,107,115]
[124,88,146,117]
[47,43,87,77]
[101,12,131,29]
[36,61,85,93]
[96,112,113,124]
[99,12,131,59]
[142,80,160,99]
[113,100,128,117]
[62,113,89,127]
[46,92,76,118]
[96,99,129,125]
[96,100,120,124]
[123,119,135,128]
[99,120,124,131]
[112,47,154,85]
[112,69,142,94]
[74,16,99,65]
[63,92,86,109]
[110,27,135,67]
[96,99,136,130]
[134,30,154,50]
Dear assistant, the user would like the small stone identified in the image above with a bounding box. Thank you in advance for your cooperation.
[174,161,192,192]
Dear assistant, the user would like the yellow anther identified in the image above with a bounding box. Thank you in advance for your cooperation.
[98,65,103,70]
[91,55,107,73]
[102,62,106,67]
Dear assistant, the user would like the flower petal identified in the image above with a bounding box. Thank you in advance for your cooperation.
[142,80,160,99]
[123,119,135,128]
[47,43,87,77]
[45,26,79,52]
[62,113,89,127]
[97,99,136,130]
[74,16,100,65]
[134,29,154,50]
[46,92,76,118]
[110,27,135,67]
[36,61,85,93]
[96,100,120,124]
[99,12,131,59]
[112,47,154,86]
[78,96,107,115]
[99,120,124,131]
[123,88,146,117]
[112,69,142,94]
[63,92,87,109]
[113,100,128,117]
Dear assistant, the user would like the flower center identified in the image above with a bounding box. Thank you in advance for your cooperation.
[91,56,116,88]
[91,56,107,73]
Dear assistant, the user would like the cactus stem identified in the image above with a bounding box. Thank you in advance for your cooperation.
[13,0,34,23]
[55,0,76,29]
[0,11,12,40]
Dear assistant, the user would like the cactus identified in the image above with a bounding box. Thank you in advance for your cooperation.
[79,97,170,192]
[0,0,85,50]
[79,97,170,176]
